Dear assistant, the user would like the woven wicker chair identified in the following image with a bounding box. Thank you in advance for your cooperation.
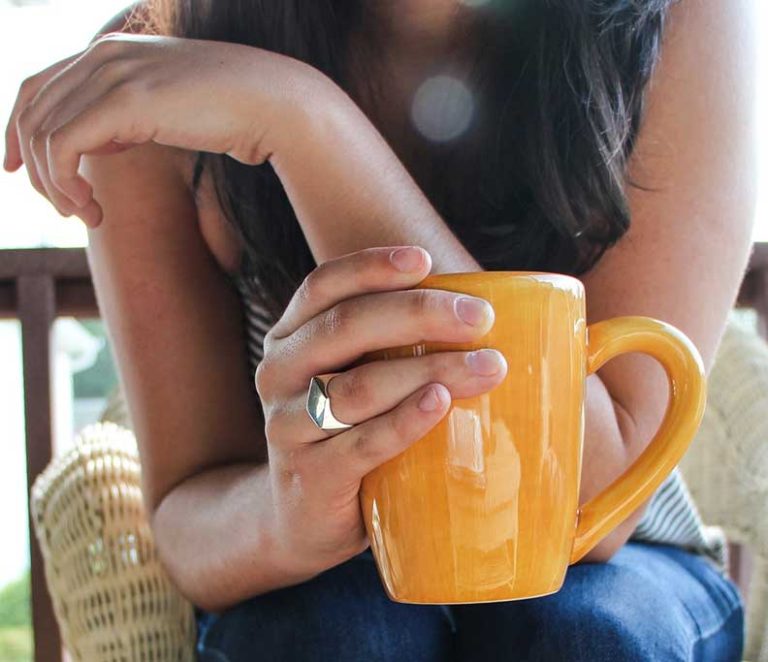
[30,318,768,661]
[679,320,768,662]
[30,421,196,660]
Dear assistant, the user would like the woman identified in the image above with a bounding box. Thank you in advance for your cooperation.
[3,0,754,659]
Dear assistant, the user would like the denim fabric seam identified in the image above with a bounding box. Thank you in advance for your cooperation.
[683,595,743,643]
[439,604,458,634]
[668,559,744,654]
[691,604,745,661]
[197,644,231,662]
[685,560,743,641]
[196,609,221,656]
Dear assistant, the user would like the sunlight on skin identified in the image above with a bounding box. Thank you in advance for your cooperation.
[0,0,765,593]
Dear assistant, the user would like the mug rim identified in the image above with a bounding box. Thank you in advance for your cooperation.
[418,271,583,288]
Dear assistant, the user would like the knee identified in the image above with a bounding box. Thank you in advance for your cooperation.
[531,592,651,660]
[526,565,690,661]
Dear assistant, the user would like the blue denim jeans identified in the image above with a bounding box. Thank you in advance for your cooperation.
[195,541,744,661]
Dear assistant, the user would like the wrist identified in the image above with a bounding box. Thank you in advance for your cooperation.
[269,76,378,171]
[265,463,365,580]
[263,464,327,580]
[257,57,349,160]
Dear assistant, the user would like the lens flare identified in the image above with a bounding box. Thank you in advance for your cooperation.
[410,75,475,143]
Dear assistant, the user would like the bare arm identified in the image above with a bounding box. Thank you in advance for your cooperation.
[268,0,757,560]
[73,8,356,612]
[84,138,308,609]
[82,136,319,611]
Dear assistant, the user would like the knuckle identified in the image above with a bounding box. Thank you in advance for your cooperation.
[91,60,129,87]
[261,327,277,354]
[350,429,379,465]
[19,74,44,100]
[407,288,433,319]
[20,76,37,95]
[332,370,370,409]
[30,129,46,150]
[253,357,273,396]
[17,107,34,134]
[428,353,454,382]
[386,407,412,443]
[263,406,289,444]
[47,126,66,154]
[297,267,328,305]
[263,412,279,443]
[92,34,123,55]
[115,78,147,103]
[323,301,352,336]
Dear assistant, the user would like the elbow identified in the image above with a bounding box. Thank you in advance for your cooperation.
[148,487,249,614]
[147,494,219,613]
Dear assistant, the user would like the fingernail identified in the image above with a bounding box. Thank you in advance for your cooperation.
[466,349,505,376]
[390,246,425,272]
[454,296,494,327]
[418,384,446,412]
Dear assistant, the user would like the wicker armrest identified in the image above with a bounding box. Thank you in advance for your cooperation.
[30,422,196,660]
[680,319,768,662]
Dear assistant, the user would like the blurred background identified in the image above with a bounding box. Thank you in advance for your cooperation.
[1,2,141,658]
[0,0,766,659]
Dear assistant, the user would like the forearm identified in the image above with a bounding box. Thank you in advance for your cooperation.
[268,82,479,273]
[579,374,651,561]
[151,461,322,612]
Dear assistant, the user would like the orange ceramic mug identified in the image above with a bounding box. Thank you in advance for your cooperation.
[359,271,706,604]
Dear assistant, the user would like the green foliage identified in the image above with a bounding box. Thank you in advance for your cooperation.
[0,571,30,628]
[0,627,32,662]
[0,572,31,661]
[72,319,118,399]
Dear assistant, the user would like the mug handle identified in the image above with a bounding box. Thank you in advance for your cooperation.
[569,316,707,564]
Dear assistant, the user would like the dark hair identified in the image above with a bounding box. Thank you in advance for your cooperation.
[134,0,674,320]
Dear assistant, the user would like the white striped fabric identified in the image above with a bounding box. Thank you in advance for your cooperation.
[233,274,729,574]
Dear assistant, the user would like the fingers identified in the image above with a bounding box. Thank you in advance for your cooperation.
[328,347,507,418]
[28,61,124,214]
[258,286,495,399]
[4,52,83,173]
[316,382,453,486]
[267,246,432,341]
[266,348,508,445]
[37,88,147,228]
[6,36,132,223]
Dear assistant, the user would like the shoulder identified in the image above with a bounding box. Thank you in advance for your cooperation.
[582,0,756,365]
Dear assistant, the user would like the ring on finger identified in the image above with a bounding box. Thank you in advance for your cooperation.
[306,372,354,432]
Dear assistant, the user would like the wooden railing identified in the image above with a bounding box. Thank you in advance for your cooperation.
[1,243,767,662]
[0,248,95,662]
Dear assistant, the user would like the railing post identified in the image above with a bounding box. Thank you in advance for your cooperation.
[18,274,62,662]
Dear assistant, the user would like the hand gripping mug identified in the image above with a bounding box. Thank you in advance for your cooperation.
[358,272,706,604]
